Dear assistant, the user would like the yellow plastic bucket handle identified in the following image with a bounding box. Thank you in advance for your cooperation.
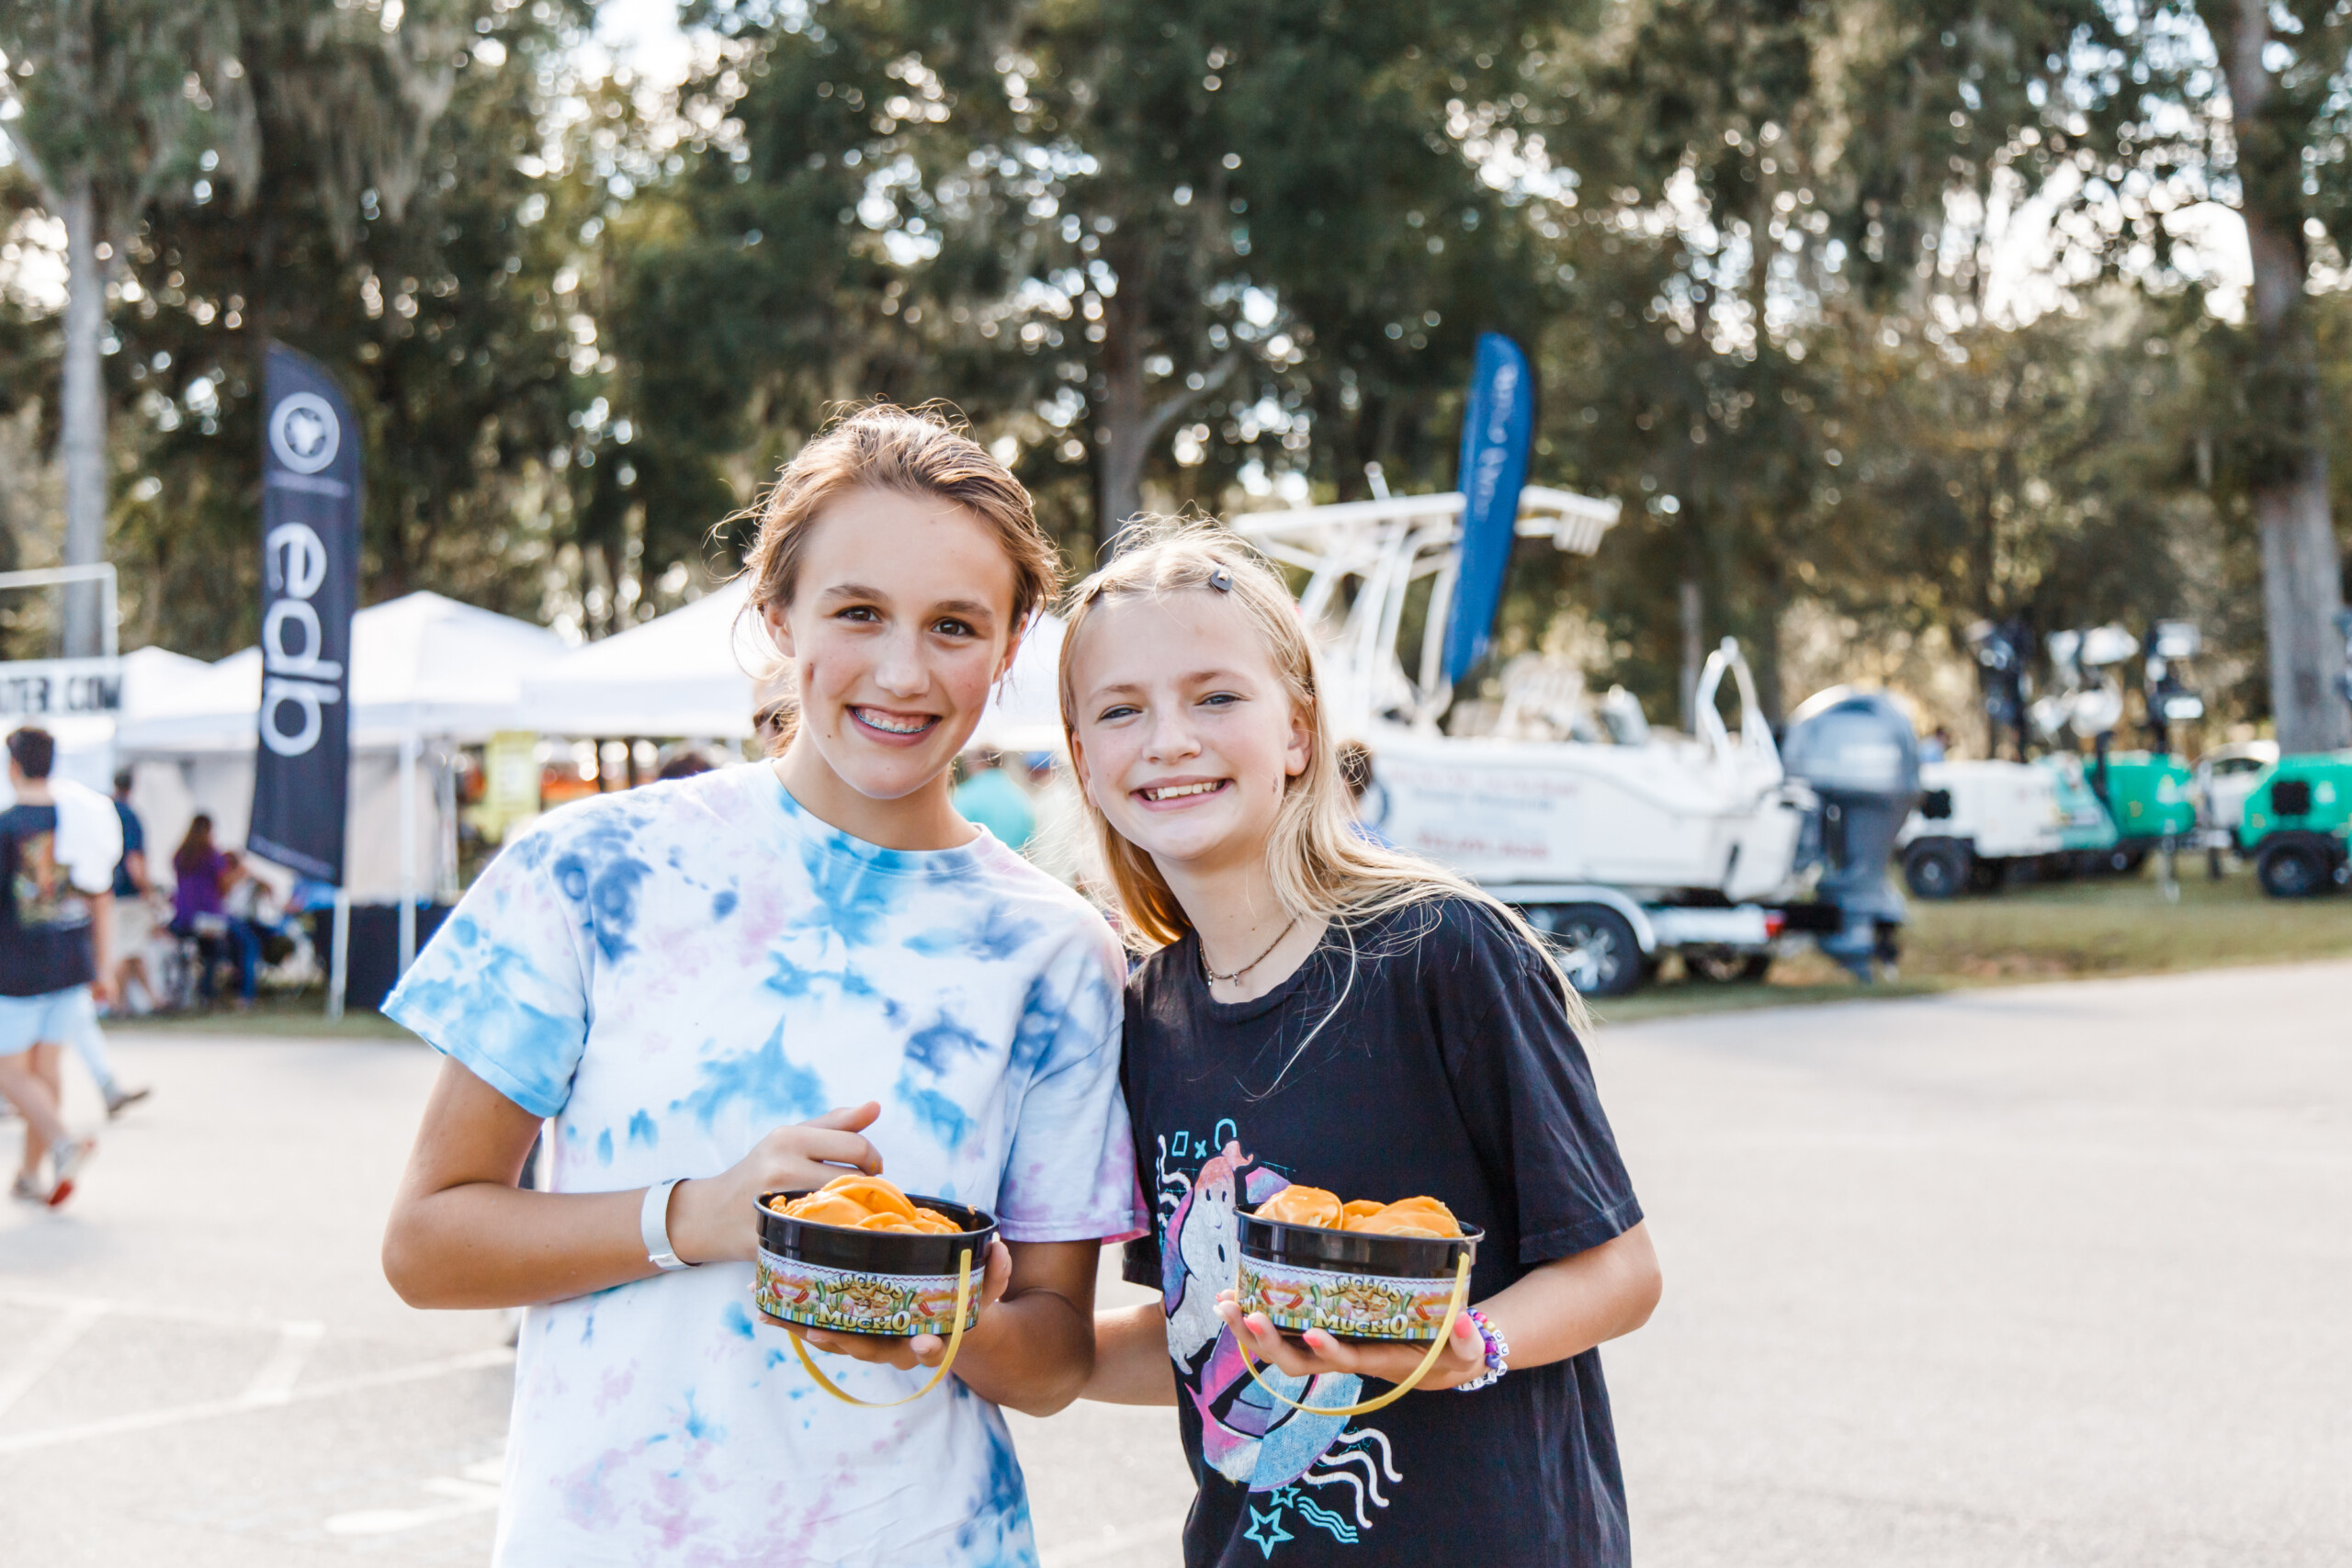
[1233,1253,1472,1417]
[787,1247,974,1407]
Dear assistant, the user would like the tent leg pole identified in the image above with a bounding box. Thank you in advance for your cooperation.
[399,730,418,977]
[326,889,349,1021]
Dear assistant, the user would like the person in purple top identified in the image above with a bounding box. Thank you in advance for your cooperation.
[168,815,260,1006]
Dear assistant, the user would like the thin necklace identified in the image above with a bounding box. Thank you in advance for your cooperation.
[1201,916,1299,988]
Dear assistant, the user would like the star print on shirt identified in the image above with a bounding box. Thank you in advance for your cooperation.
[1271,1485,1301,1508]
[1244,1504,1294,1559]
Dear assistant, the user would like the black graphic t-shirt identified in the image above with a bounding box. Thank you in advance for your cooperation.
[0,805,96,998]
[1122,897,1643,1567]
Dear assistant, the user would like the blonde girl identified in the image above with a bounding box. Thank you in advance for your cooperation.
[1064,523,1661,1566]
[380,407,1139,1568]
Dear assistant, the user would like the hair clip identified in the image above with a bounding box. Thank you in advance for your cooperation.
[1208,567,1234,592]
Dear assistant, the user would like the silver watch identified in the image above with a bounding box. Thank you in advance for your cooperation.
[641,1178,695,1271]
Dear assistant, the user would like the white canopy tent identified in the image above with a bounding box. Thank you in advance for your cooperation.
[41,646,219,795]
[519,578,767,739]
[114,591,571,754]
[111,592,570,919]
[517,580,1069,754]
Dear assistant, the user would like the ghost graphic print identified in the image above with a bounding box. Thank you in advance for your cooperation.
[1155,1129,1403,1551]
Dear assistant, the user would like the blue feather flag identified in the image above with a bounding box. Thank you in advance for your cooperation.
[1441,333,1535,685]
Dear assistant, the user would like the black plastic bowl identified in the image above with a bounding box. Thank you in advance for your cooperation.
[754,1190,997,1337]
[1236,1204,1481,1342]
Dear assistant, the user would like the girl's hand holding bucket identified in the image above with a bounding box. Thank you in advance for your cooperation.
[1213,1290,1489,1390]
[789,1241,1014,1370]
[662,1101,889,1265]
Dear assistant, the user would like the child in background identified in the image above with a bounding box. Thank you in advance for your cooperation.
[380,408,1138,1567]
[1063,526,1661,1566]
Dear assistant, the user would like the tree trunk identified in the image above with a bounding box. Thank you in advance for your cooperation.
[1095,254,1150,546]
[57,175,109,657]
[2228,0,2352,752]
[1093,237,1236,552]
[1678,574,1703,732]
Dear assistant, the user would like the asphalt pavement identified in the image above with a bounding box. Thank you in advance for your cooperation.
[2,960,2346,1565]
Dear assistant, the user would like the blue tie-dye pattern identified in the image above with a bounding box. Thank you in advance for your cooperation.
[954,1416,1037,1566]
[894,1067,976,1149]
[907,903,1041,960]
[761,950,876,1001]
[628,1110,658,1146]
[712,888,738,919]
[384,938,583,1118]
[1008,976,1064,1077]
[548,822,653,963]
[675,1021,826,1128]
[503,830,552,873]
[905,1012,992,1074]
[595,1128,613,1165]
[724,1303,757,1340]
[681,1391,721,1444]
[796,838,895,943]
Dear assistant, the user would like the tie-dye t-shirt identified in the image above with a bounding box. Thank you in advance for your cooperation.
[384,762,1139,1568]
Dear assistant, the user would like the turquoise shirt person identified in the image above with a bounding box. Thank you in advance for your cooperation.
[954,761,1036,850]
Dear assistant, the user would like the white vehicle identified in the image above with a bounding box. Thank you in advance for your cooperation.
[2194,741,2278,850]
[1230,490,1826,996]
[1895,760,2068,897]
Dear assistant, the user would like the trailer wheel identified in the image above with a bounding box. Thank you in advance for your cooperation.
[1543,906,1645,998]
[2256,840,2330,898]
[1902,840,1970,899]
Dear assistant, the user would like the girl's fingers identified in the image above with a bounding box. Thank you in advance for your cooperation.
[781,1127,884,1174]
[808,1101,883,1134]
[1239,1313,1320,1378]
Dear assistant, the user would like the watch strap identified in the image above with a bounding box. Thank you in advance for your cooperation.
[641,1178,693,1271]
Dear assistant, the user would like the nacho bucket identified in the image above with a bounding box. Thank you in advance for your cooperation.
[754,1190,996,1338]
[1236,1204,1481,1344]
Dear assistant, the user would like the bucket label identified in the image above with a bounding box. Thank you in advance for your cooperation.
[1237,1257,1458,1342]
[754,1249,977,1337]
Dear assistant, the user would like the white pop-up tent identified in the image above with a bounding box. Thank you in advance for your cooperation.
[113,592,571,914]
[40,646,220,795]
[519,578,767,739]
[115,591,571,754]
[518,579,1069,753]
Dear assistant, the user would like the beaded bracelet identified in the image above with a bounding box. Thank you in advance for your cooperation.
[1456,1308,1510,1392]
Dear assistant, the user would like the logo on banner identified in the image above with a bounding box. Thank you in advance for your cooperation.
[269,392,341,475]
[260,521,343,757]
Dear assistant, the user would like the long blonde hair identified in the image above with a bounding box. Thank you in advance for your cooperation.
[1057,520,1591,1060]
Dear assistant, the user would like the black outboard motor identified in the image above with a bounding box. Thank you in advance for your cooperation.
[1781,687,1924,981]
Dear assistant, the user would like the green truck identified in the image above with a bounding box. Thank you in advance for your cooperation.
[2238,750,2352,897]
